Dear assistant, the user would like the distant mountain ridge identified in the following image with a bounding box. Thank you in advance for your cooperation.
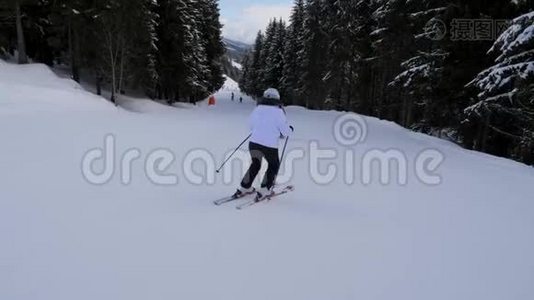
[223,38,252,60]
[222,38,252,81]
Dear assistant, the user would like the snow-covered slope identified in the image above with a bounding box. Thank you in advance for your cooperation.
[1,62,534,300]
[220,74,241,92]
[231,59,243,70]
[0,60,113,114]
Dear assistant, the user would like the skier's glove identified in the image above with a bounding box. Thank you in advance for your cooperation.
[290,125,294,132]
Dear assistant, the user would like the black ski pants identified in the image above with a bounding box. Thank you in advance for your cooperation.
[240,142,280,190]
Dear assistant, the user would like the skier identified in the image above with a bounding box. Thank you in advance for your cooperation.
[233,88,294,200]
[231,92,235,101]
[239,96,243,103]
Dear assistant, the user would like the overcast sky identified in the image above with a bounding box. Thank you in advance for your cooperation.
[219,0,293,44]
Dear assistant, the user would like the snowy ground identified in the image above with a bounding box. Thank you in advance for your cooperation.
[231,59,243,70]
[1,60,534,300]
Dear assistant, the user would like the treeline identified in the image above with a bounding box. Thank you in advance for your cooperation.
[0,0,225,104]
[240,0,534,165]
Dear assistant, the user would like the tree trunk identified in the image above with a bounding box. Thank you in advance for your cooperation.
[68,16,80,82]
[96,71,102,95]
[15,0,28,64]
[117,38,126,95]
[106,31,117,104]
[402,96,413,127]
[481,115,491,152]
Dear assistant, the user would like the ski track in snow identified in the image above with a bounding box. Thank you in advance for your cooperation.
[1,60,534,300]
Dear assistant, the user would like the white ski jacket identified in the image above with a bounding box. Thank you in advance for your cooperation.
[249,105,292,149]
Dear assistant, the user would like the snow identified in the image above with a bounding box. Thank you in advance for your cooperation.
[469,11,533,104]
[220,74,240,92]
[1,61,534,300]
[370,27,387,37]
[231,59,243,70]
[0,60,112,115]
[491,12,534,59]
[409,7,447,18]
[474,61,534,92]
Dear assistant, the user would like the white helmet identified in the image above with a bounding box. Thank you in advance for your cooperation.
[263,88,280,101]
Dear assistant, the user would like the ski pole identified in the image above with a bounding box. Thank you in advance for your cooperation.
[216,133,252,173]
[280,136,289,162]
[273,136,290,189]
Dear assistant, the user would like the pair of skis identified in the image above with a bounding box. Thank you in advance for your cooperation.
[213,185,295,210]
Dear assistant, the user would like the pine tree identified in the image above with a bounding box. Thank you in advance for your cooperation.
[156,0,209,103]
[369,0,412,119]
[258,19,278,93]
[388,0,448,131]
[299,0,329,109]
[440,0,518,153]
[466,11,534,163]
[351,0,375,115]
[123,0,159,97]
[198,0,225,93]
[247,31,265,97]
[48,0,85,82]
[323,0,374,111]
[281,0,306,105]
[179,0,210,101]
[239,50,253,94]
[263,19,287,93]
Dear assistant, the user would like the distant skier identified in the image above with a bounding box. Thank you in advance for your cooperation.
[239,96,243,103]
[233,88,294,200]
[231,92,235,101]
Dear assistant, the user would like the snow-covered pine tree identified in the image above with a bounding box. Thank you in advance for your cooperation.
[388,0,448,131]
[126,0,159,97]
[258,19,278,93]
[466,11,534,163]
[155,0,209,103]
[198,0,225,93]
[263,19,287,94]
[238,50,253,94]
[179,0,210,102]
[323,0,374,111]
[369,0,412,118]
[299,0,329,109]
[351,0,375,115]
[322,0,346,110]
[244,31,265,97]
[155,0,175,100]
[281,0,306,105]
